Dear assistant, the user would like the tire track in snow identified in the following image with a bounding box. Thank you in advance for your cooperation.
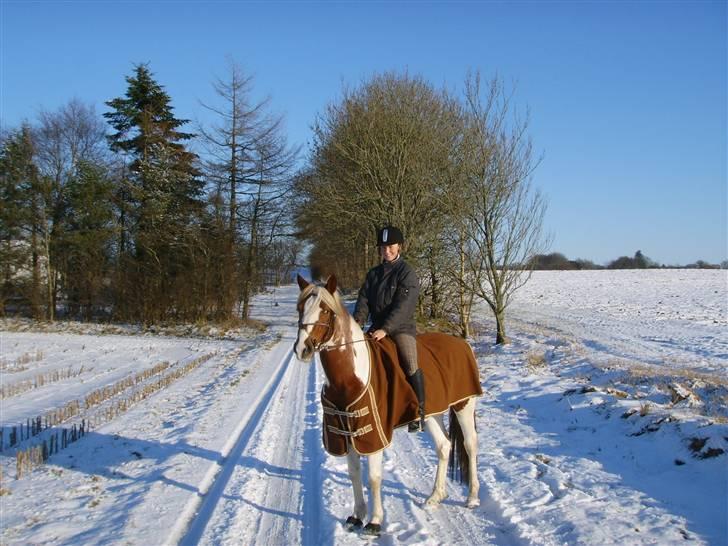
[173,338,325,546]
[168,340,296,546]
[300,357,325,545]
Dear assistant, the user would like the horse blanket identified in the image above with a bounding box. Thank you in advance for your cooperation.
[321,332,483,456]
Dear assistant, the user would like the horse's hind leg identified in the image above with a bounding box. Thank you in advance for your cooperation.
[345,449,366,529]
[456,398,480,507]
[425,414,450,506]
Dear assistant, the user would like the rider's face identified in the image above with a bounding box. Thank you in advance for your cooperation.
[379,243,400,263]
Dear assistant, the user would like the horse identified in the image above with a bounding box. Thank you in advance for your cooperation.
[293,274,482,536]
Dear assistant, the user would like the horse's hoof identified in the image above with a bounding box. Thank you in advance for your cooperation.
[344,516,363,531]
[362,522,382,536]
[425,495,445,506]
[466,497,480,508]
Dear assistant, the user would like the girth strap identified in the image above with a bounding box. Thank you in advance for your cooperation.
[322,406,370,418]
[326,424,374,438]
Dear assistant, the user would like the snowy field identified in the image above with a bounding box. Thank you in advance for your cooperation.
[0,269,726,545]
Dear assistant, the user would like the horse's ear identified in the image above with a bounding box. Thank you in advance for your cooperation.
[297,274,310,291]
[325,275,337,294]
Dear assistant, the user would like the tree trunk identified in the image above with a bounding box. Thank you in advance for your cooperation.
[429,262,440,319]
[494,308,508,345]
[30,195,43,320]
[43,233,55,322]
[459,304,471,338]
[241,214,258,321]
[225,137,238,320]
[46,266,55,322]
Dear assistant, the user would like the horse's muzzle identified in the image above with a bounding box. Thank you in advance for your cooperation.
[294,335,315,361]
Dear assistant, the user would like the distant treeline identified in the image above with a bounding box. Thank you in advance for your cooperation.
[529,251,726,270]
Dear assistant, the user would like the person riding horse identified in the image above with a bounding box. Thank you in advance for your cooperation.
[353,226,426,432]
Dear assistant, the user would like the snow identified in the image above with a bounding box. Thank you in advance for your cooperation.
[0,269,726,545]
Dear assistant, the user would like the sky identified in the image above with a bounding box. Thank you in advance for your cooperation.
[1,0,726,266]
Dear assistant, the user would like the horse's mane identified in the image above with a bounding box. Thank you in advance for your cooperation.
[298,284,347,317]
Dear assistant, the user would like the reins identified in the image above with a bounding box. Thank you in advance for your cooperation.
[319,337,373,352]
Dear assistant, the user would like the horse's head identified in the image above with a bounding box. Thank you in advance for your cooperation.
[294,274,341,361]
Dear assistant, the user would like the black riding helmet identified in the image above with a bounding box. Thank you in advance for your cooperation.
[377,226,404,246]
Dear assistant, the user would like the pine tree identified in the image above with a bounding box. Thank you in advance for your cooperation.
[0,126,42,317]
[59,161,116,319]
[104,63,203,322]
[104,64,201,236]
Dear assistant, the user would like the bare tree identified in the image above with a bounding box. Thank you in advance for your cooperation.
[33,99,108,319]
[239,131,299,318]
[457,73,549,344]
[298,72,461,293]
[200,59,299,319]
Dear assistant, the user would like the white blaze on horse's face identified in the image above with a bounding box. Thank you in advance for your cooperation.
[294,288,323,361]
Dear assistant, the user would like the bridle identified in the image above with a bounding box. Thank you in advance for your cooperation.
[297,291,371,353]
[298,295,338,353]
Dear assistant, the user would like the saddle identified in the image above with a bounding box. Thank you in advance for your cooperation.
[321,332,483,456]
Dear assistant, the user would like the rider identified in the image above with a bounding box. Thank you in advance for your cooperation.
[353,226,425,432]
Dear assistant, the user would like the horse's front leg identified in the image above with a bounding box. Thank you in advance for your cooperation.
[345,448,367,530]
[425,414,450,505]
[362,450,384,536]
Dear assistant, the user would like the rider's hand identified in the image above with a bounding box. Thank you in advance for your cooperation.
[370,329,387,341]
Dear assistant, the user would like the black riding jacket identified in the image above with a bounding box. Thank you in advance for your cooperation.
[353,257,419,336]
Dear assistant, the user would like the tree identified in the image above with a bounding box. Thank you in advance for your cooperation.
[456,73,549,344]
[529,253,577,270]
[105,63,203,322]
[199,59,299,320]
[297,72,462,294]
[634,250,648,269]
[34,99,109,319]
[199,60,269,317]
[58,161,116,319]
[238,131,299,319]
[0,126,38,316]
[296,71,548,343]
[608,250,658,269]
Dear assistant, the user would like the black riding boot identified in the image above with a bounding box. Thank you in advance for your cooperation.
[407,369,426,433]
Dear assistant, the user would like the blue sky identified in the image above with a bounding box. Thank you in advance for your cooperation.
[1,0,725,265]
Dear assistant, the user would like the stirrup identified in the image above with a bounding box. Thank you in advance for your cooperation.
[408,418,424,433]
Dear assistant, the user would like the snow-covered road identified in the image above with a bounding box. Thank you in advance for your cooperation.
[1,270,726,545]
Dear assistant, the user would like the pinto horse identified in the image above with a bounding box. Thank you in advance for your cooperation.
[294,274,482,536]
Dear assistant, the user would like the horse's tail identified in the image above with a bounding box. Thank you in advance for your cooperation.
[448,405,471,484]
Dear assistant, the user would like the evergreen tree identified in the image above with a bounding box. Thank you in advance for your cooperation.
[104,63,201,237]
[58,161,116,319]
[34,99,109,320]
[105,63,203,322]
[0,127,37,315]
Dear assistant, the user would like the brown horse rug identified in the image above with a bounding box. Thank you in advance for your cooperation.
[321,332,483,456]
